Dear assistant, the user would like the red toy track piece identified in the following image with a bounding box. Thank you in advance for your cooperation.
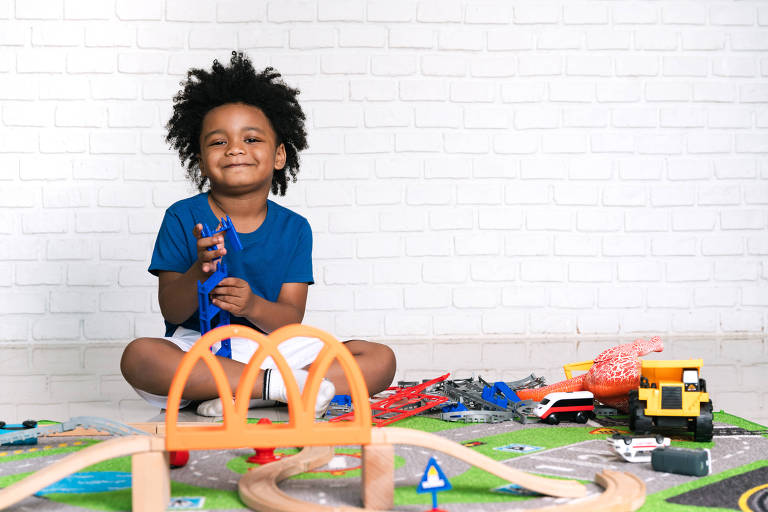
[330,373,450,427]
[247,418,282,465]
[169,450,189,468]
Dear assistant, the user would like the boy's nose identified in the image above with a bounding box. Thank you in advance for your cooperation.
[225,143,245,155]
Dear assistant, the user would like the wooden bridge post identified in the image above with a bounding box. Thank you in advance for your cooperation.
[132,450,170,511]
[361,443,394,510]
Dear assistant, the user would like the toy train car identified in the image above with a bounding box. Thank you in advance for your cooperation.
[533,391,594,425]
[651,446,711,477]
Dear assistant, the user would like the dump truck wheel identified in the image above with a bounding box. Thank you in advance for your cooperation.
[694,400,714,442]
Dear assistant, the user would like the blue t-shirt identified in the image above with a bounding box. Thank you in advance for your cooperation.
[149,192,313,336]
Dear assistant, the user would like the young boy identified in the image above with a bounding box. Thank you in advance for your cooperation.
[120,52,396,418]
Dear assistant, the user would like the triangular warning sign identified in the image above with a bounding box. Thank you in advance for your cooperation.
[417,456,452,493]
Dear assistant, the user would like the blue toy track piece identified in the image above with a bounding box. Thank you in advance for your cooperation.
[481,385,508,409]
[493,381,521,403]
[196,215,243,359]
[330,395,352,407]
[440,403,468,413]
[0,420,39,446]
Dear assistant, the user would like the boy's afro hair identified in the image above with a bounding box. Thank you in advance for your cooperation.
[166,51,307,195]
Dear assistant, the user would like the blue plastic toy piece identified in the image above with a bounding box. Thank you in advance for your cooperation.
[493,381,521,403]
[441,403,468,413]
[330,395,352,407]
[196,215,243,359]
[481,385,508,409]
[1,420,38,446]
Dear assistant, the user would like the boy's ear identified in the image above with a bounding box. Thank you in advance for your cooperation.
[274,143,286,170]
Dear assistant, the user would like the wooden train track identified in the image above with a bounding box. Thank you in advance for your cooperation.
[240,448,644,512]
[0,435,169,512]
[238,428,648,512]
[523,470,646,512]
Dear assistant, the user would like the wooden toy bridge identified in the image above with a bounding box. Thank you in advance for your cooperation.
[0,324,646,511]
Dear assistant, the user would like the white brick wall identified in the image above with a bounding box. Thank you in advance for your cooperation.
[1,0,767,425]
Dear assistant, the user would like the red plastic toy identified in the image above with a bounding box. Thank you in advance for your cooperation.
[247,418,283,465]
[169,450,189,468]
[330,374,450,427]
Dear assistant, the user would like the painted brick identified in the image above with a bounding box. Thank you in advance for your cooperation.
[385,316,431,336]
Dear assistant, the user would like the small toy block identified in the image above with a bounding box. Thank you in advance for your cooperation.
[361,443,394,510]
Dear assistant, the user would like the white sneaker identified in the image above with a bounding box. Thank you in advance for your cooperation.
[196,398,277,417]
[264,368,336,419]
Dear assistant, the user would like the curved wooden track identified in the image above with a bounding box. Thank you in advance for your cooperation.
[0,435,166,510]
[374,428,586,498]
[240,445,645,512]
[522,470,646,512]
[239,427,594,512]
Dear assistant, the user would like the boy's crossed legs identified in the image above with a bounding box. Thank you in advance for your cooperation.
[120,335,396,418]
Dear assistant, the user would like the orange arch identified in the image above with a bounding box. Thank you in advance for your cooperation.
[165,324,372,451]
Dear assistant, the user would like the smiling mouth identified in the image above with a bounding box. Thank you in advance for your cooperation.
[225,164,252,168]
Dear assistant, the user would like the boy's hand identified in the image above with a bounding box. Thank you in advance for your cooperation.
[193,223,227,273]
[210,277,257,318]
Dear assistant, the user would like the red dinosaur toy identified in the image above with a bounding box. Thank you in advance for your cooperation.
[517,336,664,412]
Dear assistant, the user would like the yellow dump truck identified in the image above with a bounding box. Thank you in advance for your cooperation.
[628,359,713,442]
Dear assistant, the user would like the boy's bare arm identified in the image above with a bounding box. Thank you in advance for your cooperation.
[158,269,209,325]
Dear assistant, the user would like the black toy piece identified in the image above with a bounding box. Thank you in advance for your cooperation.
[651,446,711,477]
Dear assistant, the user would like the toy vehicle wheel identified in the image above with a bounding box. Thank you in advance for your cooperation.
[22,420,37,429]
[656,434,665,444]
[574,411,589,424]
[694,400,714,442]
[632,409,652,434]
[546,414,560,425]
[628,396,644,431]
[623,436,632,445]
[0,421,5,429]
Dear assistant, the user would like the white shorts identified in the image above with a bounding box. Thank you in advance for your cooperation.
[132,326,326,409]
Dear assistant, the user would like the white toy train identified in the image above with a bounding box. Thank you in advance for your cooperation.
[533,391,595,425]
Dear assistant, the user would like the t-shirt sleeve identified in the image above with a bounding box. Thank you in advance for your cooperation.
[283,218,314,285]
[148,210,194,276]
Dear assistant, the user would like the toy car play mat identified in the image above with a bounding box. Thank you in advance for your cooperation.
[1,411,766,512]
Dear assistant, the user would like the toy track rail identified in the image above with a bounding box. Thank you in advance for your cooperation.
[713,427,768,436]
[239,447,644,512]
[0,435,166,510]
[0,417,148,445]
[520,470,646,512]
[589,420,768,437]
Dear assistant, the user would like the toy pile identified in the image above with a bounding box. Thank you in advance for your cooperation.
[327,372,548,425]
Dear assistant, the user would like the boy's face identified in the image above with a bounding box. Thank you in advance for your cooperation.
[197,102,286,194]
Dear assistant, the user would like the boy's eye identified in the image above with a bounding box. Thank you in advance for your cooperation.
[245,137,261,143]
[210,140,225,146]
